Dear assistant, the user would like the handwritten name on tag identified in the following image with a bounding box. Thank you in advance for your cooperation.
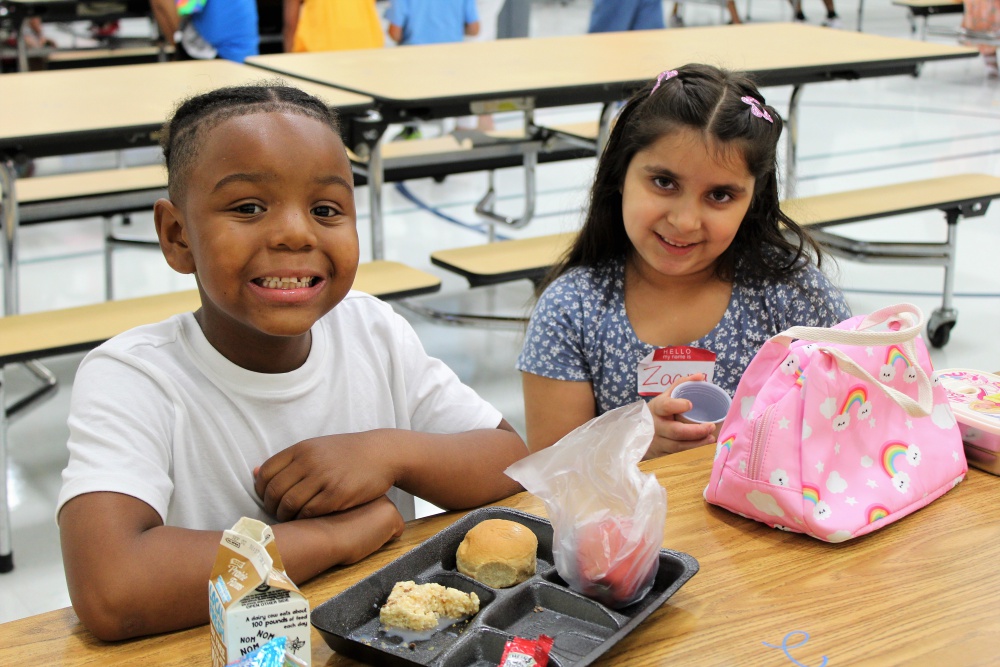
[637,346,716,397]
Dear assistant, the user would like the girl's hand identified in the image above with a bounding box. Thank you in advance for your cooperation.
[645,374,718,459]
[254,431,396,522]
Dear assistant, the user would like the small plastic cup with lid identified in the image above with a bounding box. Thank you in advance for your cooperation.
[670,380,732,435]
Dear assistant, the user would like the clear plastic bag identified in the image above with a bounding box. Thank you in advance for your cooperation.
[505,401,666,608]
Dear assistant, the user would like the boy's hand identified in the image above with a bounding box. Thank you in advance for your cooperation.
[254,431,396,522]
[645,374,717,459]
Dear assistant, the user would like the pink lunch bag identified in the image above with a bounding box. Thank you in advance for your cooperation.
[703,304,967,542]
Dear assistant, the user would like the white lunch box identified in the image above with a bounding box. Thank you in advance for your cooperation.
[937,368,1000,476]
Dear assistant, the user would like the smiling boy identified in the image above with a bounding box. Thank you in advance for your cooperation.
[56,85,526,641]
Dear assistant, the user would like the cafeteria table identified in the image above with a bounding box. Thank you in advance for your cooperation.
[247,22,977,260]
[1,444,995,665]
[0,58,374,315]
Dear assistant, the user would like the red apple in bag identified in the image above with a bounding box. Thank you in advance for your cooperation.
[575,515,659,608]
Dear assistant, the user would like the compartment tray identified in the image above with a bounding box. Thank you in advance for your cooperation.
[311,506,699,666]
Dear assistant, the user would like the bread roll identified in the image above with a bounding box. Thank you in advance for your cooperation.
[456,519,538,588]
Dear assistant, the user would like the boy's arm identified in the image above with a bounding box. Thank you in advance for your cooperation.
[59,491,403,641]
[386,0,404,43]
[255,421,527,521]
[463,0,480,36]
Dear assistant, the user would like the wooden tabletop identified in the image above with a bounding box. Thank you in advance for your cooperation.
[0,59,373,155]
[247,23,976,111]
[1,444,996,666]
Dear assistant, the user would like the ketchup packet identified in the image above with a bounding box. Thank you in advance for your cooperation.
[498,634,554,666]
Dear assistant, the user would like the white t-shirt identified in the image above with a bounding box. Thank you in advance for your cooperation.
[57,292,502,530]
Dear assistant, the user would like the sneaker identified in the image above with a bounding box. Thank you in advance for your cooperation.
[793,12,808,22]
[821,15,843,28]
[669,15,685,28]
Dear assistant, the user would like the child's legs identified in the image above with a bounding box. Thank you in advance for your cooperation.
[821,0,838,15]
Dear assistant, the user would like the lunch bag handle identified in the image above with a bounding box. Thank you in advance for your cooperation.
[778,304,933,417]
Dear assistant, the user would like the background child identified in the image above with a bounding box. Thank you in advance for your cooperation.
[386,0,480,45]
[282,0,384,53]
[56,84,526,641]
[517,64,850,459]
[387,0,480,137]
[150,0,260,62]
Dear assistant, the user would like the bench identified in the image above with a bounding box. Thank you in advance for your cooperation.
[431,173,1000,346]
[0,259,441,573]
[44,45,172,70]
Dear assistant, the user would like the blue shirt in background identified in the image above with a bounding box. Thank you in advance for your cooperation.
[387,0,479,45]
[192,0,259,62]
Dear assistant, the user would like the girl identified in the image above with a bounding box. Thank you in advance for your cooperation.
[517,63,851,459]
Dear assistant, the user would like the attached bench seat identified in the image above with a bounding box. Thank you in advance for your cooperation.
[891,0,964,40]
[0,259,440,366]
[0,259,441,572]
[349,122,598,186]
[45,46,172,70]
[431,174,1000,345]
[18,164,167,225]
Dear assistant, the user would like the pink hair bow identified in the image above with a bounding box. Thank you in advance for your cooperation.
[741,96,773,123]
[650,70,679,96]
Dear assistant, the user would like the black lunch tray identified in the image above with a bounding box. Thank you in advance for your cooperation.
[311,507,699,667]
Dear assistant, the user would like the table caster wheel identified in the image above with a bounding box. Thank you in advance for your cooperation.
[927,318,955,348]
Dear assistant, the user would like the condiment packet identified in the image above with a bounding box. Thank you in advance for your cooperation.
[498,634,554,666]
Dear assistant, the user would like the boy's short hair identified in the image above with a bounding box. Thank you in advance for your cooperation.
[160,82,342,200]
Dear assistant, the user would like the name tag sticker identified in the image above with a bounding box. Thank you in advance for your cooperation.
[637,346,716,397]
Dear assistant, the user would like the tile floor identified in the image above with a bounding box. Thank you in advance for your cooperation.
[1,0,999,626]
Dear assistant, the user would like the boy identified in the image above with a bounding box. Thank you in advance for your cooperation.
[57,85,526,641]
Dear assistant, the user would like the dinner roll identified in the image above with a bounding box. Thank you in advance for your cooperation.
[456,519,538,588]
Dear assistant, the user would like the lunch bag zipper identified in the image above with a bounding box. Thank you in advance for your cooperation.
[748,404,776,481]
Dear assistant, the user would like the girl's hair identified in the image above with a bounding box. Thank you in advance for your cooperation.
[160,82,341,198]
[543,62,822,291]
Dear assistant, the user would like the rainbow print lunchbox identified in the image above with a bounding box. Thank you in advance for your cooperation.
[937,368,1000,475]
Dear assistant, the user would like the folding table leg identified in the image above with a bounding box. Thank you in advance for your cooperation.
[0,364,12,573]
[1,159,20,316]
[926,209,960,348]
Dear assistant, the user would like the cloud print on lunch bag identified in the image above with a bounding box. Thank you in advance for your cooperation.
[931,402,957,429]
[747,490,784,517]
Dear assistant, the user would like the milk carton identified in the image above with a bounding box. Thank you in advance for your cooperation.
[209,518,311,666]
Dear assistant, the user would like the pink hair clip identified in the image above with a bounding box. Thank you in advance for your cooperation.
[650,70,679,96]
[741,95,773,123]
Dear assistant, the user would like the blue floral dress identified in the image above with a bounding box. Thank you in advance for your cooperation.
[517,256,851,414]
